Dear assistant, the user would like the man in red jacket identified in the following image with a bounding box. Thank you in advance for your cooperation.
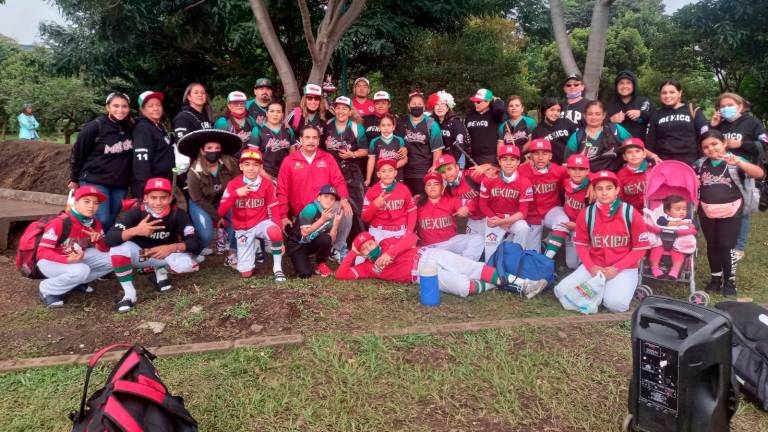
[335,232,548,298]
[277,125,354,259]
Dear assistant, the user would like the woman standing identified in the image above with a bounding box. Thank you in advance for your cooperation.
[397,91,444,196]
[497,95,536,152]
[17,103,40,140]
[250,101,295,182]
[69,92,134,228]
[213,91,259,147]
[132,91,174,196]
[563,101,633,172]
[532,98,577,165]
[180,129,242,255]
[285,84,330,142]
[695,130,763,296]
[710,92,768,262]
[173,83,213,197]
[465,88,505,165]
[646,80,709,166]
[428,90,470,167]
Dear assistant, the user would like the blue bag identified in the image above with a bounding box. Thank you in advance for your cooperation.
[488,242,555,293]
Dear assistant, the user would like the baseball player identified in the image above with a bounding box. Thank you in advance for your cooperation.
[561,154,592,269]
[617,138,650,211]
[435,154,495,240]
[417,172,483,260]
[105,177,204,313]
[217,149,285,281]
[36,186,113,308]
[286,185,342,278]
[366,113,406,186]
[517,138,570,258]
[362,158,416,241]
[336,232,548,298]
[478,144,533,258]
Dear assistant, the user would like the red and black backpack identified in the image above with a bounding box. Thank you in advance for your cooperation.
[70,344,198,432]
[15,213,71,279]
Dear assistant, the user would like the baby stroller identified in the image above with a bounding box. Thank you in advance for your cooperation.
[635,160,710,305]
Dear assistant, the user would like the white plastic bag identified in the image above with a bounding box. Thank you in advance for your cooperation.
[560,271,606,315]
[174,143,190,174]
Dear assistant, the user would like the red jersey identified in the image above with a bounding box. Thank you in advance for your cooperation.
[336,233,420,283]
[37,212,108,264]
[478,173,533,219]
[417,195,462,245]
[562,179,590,221]
[445,168,489,220]
[353,98,375,117]
[362,181,416,230]
[218,175,280,229]
[277,149,350,219]
[617,165,648,210]
[573,202,650,271]
[518,162,568,224]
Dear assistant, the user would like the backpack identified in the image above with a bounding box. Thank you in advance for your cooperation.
[488,242,555,293]
[585,201,633,243]
[715,301,768,410]
[70,343,198,431]
[16,213,71,279]
[694,157,761,214]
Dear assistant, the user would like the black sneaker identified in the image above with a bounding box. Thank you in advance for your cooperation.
[704,276,722,293]
[255,250,266,264]
[115,298,135,313]
[40,293,64,308]
[148,273,173,293]
[722,279,737,297]
[71,283,94,294]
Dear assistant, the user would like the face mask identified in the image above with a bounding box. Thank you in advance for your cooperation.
[366,245,382,262]
[566,91,582,100]
[720,106,738,121]
[204,151,221,163]
[409,107,425,117]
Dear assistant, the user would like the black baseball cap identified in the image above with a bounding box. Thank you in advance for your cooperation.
[318,185,340,199]
[563,73,583,85]
[254,77,274,89]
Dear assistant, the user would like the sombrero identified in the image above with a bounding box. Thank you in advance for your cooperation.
[177,129,242,159]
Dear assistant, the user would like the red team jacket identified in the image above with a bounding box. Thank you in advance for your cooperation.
[617,165,648,210]
[277,149,350,219]
[37,212,108,264]
[518,162,569,225]
[478,173,533,219]
[417,195,463,245]
[573,203,650,272]
[336,233,421,283]
[362,182,417,230]
[218,175,280,229]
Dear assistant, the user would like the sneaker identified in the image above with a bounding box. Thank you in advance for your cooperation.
[240,270,253,279]
[193,254,206,264]
[330,247,349,263]
[72,283,94,294]
[315,263,333,278]
[520,278,548,299]
[731,249,745,263]
[115,298,135,313]
[40,293,64,308]
[200,248,214,256]
[254,250,266,264]
[225,254,238,269]
[722,279,737,297]
[273,270,287,282]
[148,273,173,293]
[704,276,722,293]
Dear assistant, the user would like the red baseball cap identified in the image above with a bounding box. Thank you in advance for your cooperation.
[434,154,457,170]
[527,138,552,153]
[74,185,107,202]
[423,171,443,186]
[144,177,173,194]
[497,144,521,159]
[352,232,376,253]
[376,158,398,171]
[565,154,590,170]
[240,149,264,164]
[589,170,620,187]
[619,137,646,152]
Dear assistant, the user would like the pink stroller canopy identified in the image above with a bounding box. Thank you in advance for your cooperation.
[644,160,699,208]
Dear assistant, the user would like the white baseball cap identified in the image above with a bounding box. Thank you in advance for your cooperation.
[373,91,391,101]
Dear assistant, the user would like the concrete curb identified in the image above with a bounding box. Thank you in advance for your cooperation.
[0,313,632,373]
[0,188,67,206]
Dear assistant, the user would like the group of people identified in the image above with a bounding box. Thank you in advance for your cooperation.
[35,70,766,314]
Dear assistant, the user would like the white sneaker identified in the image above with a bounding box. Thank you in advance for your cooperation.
[507,276,548,299]
[225,254,238,268]
[200,248,214,256]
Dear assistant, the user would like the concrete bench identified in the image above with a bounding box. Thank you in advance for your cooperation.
[0,189,67,250]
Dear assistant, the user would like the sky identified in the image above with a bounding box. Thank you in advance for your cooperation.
[0,0,699,45]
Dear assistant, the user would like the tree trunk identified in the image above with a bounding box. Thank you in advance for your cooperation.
[249,0,301,108]
[549,0,581,77]
[582,0,617,100]
[64,128,74,145]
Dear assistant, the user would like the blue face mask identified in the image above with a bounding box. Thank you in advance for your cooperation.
[720,106,738,121]
[566,91,582,100]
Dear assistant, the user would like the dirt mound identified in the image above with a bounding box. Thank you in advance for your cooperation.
[0,140,71,195]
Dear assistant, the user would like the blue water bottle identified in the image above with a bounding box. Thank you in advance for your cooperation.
[418,259,440,307]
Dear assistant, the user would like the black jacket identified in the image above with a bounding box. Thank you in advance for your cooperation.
[105,204,203,254]
[132,116,175,195]
[531,117,577,165]
[70,115,133,188]
[715,113,767,166]
[646,103,709,166]
[435,113,470,162]
[172,106,211,139]
[606,70,653,140]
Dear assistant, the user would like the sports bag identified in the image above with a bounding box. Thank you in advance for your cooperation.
[715,301,768,410]
[70,343,198,431]
[488,242,555,293]
[16,213,71,279]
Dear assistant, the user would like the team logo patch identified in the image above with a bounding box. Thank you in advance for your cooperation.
[238,235,248,246]
[183,225,196,236]
[317,161,327,168]
[486,233,498,242]
[638,232,650,242]
[42,228,58,242]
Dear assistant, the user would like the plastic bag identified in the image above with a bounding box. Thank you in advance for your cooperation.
[560,271,606,315]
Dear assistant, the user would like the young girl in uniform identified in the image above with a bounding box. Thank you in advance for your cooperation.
[249,101,295,182]
[366,114,407,186]
[617,138,651,211]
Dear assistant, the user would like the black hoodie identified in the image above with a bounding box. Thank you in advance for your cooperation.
[70,115,133,188]
[714,113,767,165]
[132,116,175,194]
[465,98,506,165]
[606,70,653,141]
[172,105,211,139]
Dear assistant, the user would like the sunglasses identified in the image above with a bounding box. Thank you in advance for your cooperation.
[473,101,486,104]
[564,83,581,88]
[306,96,321,101]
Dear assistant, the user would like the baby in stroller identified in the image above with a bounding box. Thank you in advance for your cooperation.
[644,195,697,279]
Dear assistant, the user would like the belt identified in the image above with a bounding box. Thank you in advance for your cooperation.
[373,224,406,231]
